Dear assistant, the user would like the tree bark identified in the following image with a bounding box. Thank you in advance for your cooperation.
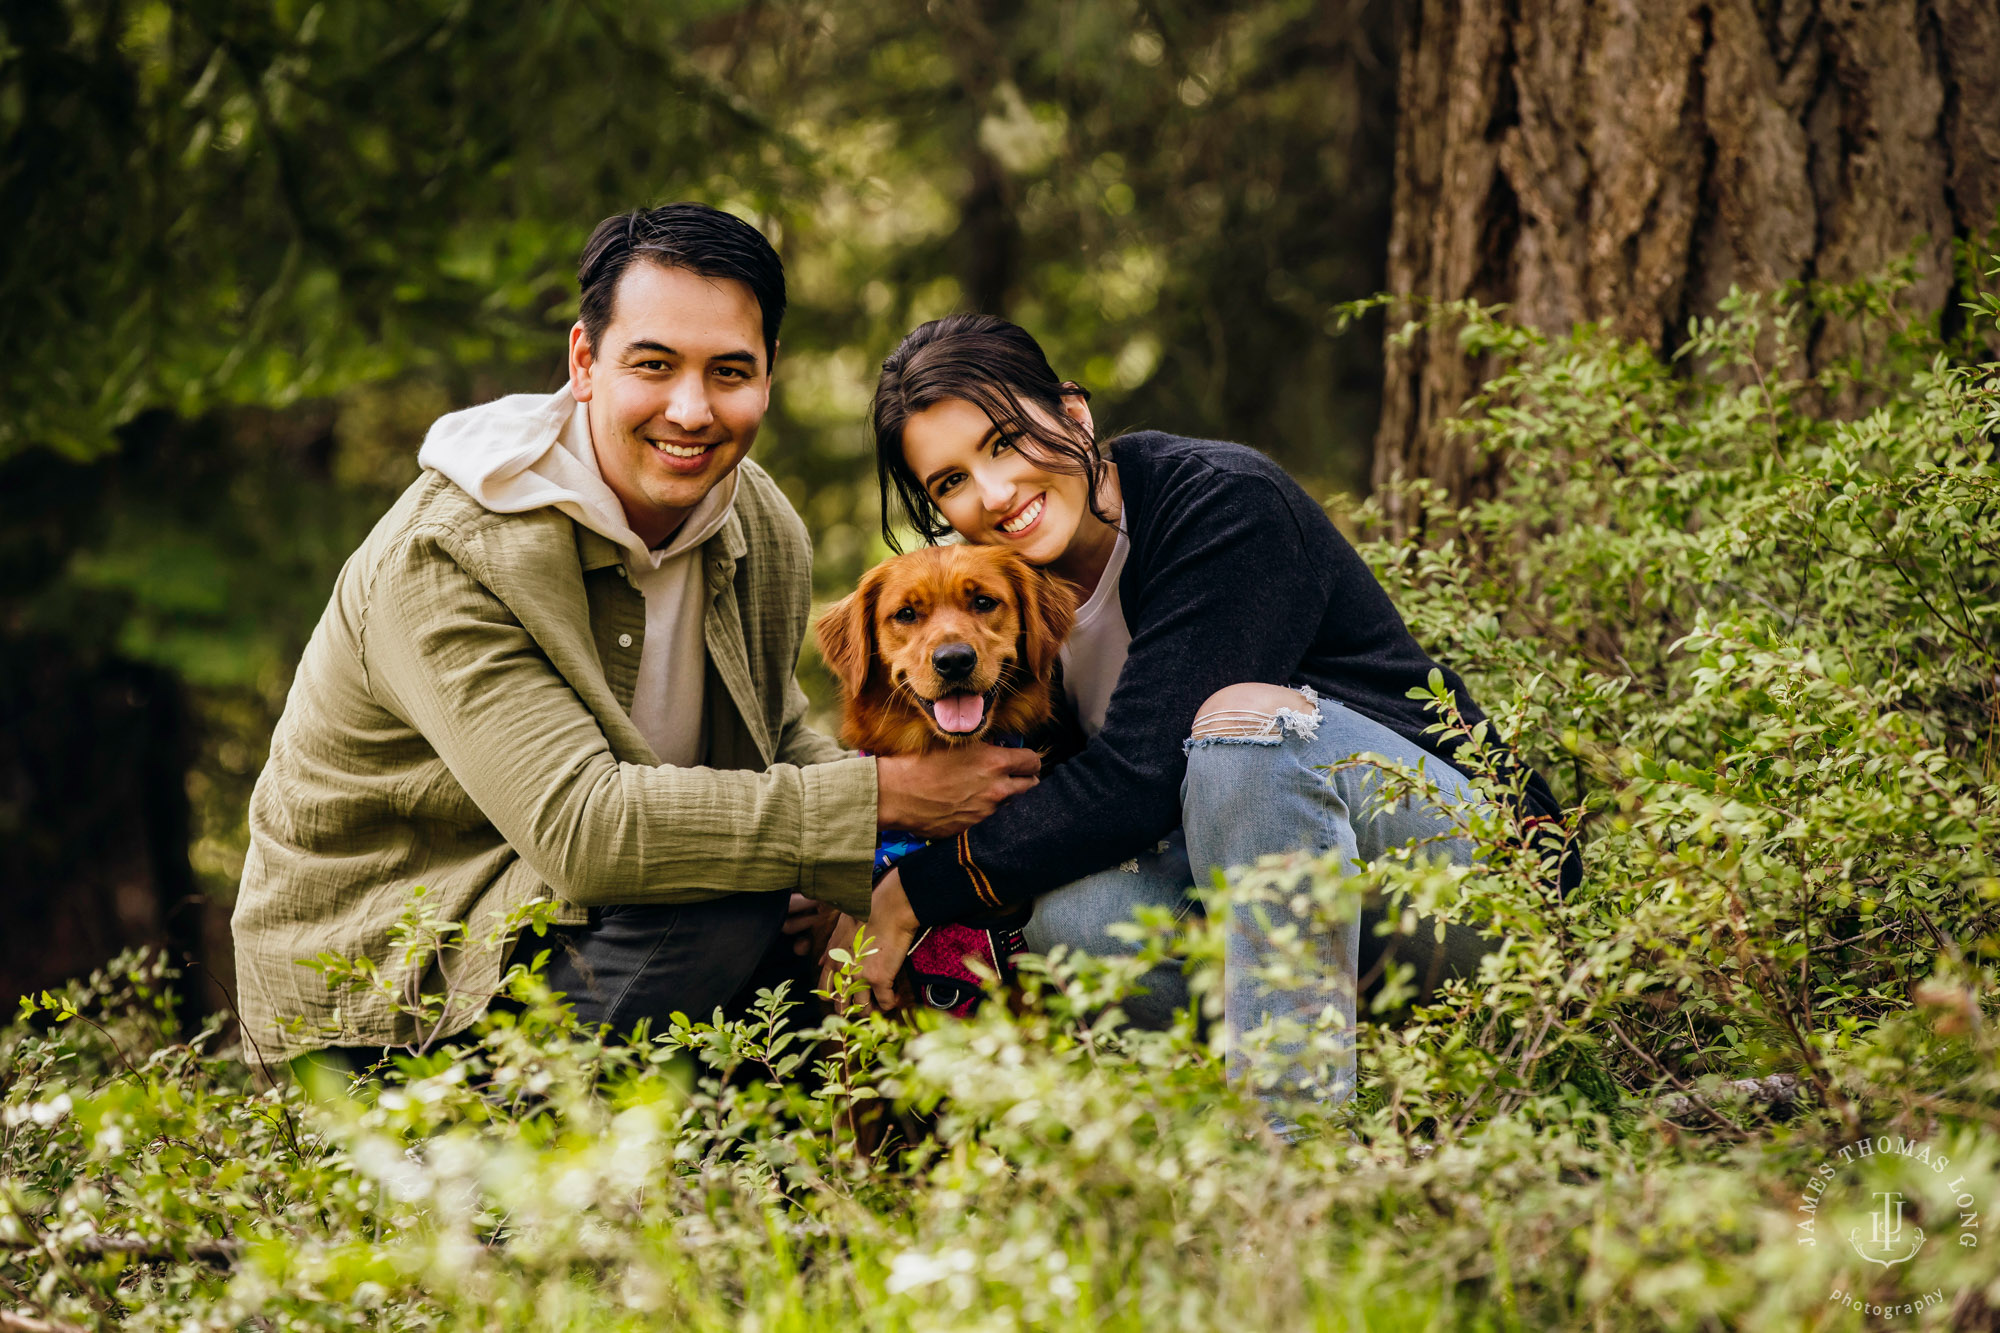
[1374,0,2000,529]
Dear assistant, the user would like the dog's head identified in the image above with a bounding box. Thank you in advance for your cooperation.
[817,545,1077,753]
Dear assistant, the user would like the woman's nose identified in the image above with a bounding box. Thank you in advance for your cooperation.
[976,469,1014,515]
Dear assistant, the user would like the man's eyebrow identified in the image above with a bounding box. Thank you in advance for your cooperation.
[622,341,762,369]
[924,426,1000,489]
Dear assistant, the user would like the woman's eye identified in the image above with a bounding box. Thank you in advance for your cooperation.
[891,606,918,624]
[971,594,1000,613]
[934,473,963,497]
[992,434,1016,455]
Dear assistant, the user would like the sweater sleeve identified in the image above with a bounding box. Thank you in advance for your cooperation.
[895,467,1332,926]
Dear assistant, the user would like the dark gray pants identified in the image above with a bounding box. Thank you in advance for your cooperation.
[542,892,792,1032]
[293,892,794,1081]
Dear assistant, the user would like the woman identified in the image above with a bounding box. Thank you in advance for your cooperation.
[850,314,1570,1106]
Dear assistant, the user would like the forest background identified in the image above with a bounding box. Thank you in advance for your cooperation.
[12,3,2000,1329]
[2,0,1997,1017]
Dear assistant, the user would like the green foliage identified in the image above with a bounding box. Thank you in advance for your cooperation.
[9,270,2000,1331]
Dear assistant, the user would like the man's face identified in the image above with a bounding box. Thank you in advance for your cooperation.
[568,261,770,547]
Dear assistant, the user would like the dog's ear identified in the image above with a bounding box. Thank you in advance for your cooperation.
[815,571,881,698]
[1010,558,1078,683]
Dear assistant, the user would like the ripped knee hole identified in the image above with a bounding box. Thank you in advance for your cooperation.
[1188,684,1320,740]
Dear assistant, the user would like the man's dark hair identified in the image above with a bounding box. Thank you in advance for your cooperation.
[872,313,1110,549]
[577,204,786,367]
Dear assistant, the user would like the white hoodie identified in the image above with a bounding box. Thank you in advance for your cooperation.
[417,387,737,768]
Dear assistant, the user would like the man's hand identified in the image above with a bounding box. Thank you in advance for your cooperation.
[876,745,1039,838]
[858,869,920,1010]
[782,892,836,956]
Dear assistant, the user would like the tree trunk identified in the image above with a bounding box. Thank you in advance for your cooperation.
[1374,0,2000,529]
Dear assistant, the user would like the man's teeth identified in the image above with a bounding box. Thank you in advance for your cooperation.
[652,440,711,459]
[1000,495,1044,534]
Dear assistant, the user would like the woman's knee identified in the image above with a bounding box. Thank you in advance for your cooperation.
[1189,682,1316,739]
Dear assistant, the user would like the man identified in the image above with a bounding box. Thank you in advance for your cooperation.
[232,204,1037,1062]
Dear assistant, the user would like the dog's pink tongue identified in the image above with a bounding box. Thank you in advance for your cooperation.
[934,691,986,734]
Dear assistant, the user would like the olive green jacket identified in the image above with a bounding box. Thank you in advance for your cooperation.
[231,459,876,1060]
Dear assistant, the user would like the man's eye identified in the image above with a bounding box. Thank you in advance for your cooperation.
[971,594,1000,613]
[891,606,918,624]
[639,360,669,371]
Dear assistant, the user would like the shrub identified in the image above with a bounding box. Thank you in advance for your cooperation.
[4,263,1999,1331]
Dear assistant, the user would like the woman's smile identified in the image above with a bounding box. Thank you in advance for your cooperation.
[996,492,1046,537]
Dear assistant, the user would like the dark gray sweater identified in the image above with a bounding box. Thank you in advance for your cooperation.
[896,430,1572,926]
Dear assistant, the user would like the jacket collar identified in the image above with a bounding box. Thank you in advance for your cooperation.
[571,482,750,573]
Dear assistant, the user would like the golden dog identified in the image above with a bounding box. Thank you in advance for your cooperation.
[801,546,1076,1152]
[804,545,1076,1003]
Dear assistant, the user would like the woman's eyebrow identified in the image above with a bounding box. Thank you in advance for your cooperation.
[924,426,1000,489]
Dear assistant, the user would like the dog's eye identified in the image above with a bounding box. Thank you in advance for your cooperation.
[971,594,1000,613]
[891,606,918,624]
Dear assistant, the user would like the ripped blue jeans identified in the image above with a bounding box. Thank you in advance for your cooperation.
[1021,687,1480,1108]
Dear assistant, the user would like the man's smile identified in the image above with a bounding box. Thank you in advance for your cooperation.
[646,436,724,472]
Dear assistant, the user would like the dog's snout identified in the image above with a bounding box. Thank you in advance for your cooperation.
[932,642,978,681]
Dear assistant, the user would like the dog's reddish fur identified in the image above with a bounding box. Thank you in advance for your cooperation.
[816,544,1077,756]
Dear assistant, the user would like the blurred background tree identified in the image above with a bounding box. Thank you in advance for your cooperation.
[0,0,1400,1008]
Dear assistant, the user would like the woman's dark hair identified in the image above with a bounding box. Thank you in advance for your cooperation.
[872,313,1111,549]
[577,204,786,367]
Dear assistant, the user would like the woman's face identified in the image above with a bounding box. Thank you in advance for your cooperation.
[899,394,1098,567]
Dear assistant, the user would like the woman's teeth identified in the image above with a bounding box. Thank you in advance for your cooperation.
[652,440,711,459]
[999,495,1044,534]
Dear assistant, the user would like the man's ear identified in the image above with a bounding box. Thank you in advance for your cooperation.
[815,571,880,698]
[568,321,597,402]
[1011,558,1077,683]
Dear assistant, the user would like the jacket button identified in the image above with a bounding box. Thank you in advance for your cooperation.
[617,633,633,648]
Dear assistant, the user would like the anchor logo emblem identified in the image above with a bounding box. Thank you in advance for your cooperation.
[1849,1192,1926,1267]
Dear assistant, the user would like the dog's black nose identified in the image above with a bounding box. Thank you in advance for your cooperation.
[932,642,978,680]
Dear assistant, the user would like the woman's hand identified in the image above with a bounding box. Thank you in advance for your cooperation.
[858,869,921,1010]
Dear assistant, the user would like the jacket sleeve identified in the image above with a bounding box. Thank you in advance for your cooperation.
[774,672,858,769]
[365,529,879,915]
[895,469,1333,926]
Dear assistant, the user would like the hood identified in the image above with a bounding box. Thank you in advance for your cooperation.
[417,387,737,567]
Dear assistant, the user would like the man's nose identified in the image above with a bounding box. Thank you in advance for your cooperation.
[932,642,977,681]
[662,373,714,432]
